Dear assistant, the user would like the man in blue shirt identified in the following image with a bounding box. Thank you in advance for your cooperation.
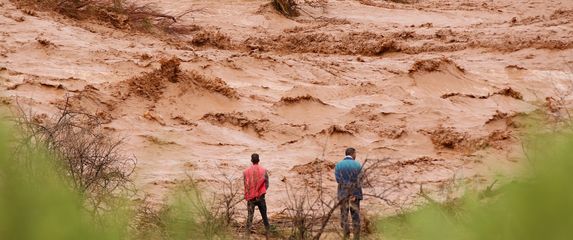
[335,147,363,240]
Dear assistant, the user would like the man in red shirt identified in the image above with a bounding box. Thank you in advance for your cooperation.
[244,153,270,236]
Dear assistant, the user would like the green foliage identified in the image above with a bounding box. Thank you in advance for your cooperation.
[133,181,231,240]
[376,131,573,240]
[162,183,230,240]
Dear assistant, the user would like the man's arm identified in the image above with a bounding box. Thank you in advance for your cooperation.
[243,172,247,191]
[264,171,269,189]
[353,161,362,182]
[335,164,341,183]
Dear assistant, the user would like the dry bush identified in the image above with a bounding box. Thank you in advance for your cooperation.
[131,198,168,240]
[282,183,324,239]
[212,173,244,227]
[11,0,190,33]
[13,98,136,213]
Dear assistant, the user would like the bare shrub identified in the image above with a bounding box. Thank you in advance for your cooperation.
[131,198,168,240]
[212,173,244,227]
[282,182,323,239]
[11,0,190,33]
[13,98,136,213]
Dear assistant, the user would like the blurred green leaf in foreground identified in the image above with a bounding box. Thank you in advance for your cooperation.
[0,123,126,240]
[377,131,573,240]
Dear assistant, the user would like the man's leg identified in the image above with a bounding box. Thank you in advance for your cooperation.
[257,197,271,233]
[246,200,255,234]
[350,199,361,240]
[340,198,350,239]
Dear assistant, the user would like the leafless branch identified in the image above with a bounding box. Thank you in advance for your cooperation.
[13,97,136,214]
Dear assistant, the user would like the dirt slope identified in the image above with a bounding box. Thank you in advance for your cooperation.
[2,0,573,217]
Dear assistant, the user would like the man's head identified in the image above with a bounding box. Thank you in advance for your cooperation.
[251,153,260,164]
[345,147,356,159]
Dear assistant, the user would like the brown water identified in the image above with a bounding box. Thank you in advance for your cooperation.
[1,0,573,219]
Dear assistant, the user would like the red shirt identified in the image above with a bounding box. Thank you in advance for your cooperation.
[243,164,268,201]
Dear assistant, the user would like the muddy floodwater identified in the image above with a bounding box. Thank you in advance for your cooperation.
[1,0,573,218]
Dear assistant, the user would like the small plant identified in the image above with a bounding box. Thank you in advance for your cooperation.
[213,173,244,227]
[283,183,323,239]
[131,198,168,240]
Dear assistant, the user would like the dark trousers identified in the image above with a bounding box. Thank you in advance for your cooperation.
[340,197,360,240]
[246,195,270,233]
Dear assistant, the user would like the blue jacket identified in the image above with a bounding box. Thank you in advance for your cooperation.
[335,156,363,200]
